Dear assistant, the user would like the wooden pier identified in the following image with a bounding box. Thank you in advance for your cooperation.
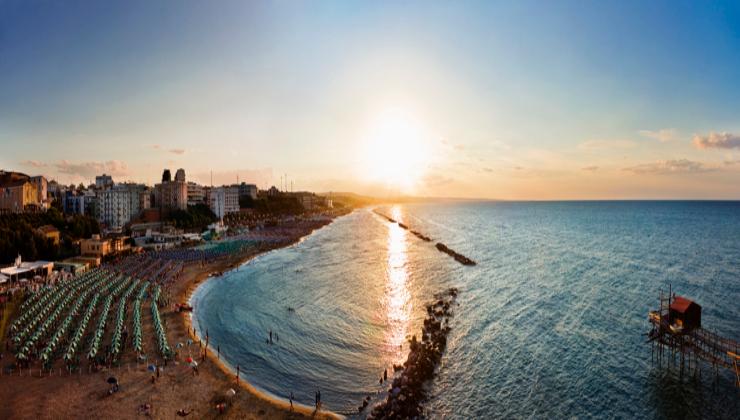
[647,287,740,387]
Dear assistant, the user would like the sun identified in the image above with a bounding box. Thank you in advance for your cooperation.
[359,108,429,191]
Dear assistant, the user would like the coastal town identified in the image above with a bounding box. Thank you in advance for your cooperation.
[3,1,740,419]
[0,166,351,419]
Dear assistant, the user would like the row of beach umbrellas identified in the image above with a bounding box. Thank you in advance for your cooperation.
[150,286,172,358]
[64,293,99,362]
[132,282,150,353]
[87,294,114,360]
[110,279,140,357]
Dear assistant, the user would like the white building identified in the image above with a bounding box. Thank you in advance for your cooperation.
[187,182,205,206]
[209,186,239,220]
[98,184,146,228]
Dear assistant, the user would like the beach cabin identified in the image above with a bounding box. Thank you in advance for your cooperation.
[669,296,701,331]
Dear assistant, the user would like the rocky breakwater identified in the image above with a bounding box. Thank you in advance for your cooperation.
[435,242,476,266]
[367,287,459,419]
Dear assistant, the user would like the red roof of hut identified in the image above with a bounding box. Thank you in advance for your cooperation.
[670,296,698,313]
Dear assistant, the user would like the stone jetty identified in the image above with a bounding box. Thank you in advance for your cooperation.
[366,288,459,419]
[435,242,477,266]
[374,209,476,266]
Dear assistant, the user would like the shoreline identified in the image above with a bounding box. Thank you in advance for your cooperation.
[179,217,346,419]
[0,213,349,419]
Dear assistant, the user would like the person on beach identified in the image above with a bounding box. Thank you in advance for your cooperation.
[269,330,273,344]
[289,392,294,411]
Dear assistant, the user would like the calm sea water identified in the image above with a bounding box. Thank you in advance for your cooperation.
[191,201,740,418]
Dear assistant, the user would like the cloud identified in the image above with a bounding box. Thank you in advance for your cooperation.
[482,167,494,173]
[150,144,185,154]
[55,160,130,178]
[639,129,675,142]
[579,139,636,150]
[623,159,713,175]
[581,166,599,171]
[693,132,740,149]
[21,160,48,168]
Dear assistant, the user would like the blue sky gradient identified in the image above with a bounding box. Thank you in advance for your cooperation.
[1,1,739,198]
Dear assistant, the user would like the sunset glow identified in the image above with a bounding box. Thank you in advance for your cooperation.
[359,109,430,192]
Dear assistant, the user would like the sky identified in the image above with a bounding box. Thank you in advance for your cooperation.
[1,0,739,199]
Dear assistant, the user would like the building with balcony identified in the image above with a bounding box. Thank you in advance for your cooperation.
[209,186,240,219]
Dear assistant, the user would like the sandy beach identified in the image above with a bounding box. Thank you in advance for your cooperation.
[0,219,341,420]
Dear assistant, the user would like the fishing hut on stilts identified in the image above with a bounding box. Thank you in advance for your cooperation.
[647,285,740,387]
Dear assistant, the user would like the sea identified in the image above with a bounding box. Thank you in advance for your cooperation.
[190,201,740,419]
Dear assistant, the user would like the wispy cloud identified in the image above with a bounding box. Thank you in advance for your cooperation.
[169,148,186,155]
[55,160,130,178]
[639,128,675,142]
[151,144,161,150]
[581,165,599,172]
[21,160,48,168]
[693,131,740,149]
[579,139,636,150]
[623,159,713,175]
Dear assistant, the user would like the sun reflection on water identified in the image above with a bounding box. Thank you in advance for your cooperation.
[385,206,411,362]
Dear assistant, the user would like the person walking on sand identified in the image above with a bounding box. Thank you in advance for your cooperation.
[269,330,273,344]
[289,392,294,411]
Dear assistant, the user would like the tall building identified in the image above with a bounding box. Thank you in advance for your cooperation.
[62,189,96,216]
[237,182,258,200]
[187,182,205,206]
[154,168,187,210]
[0,170,40,213]
[139,188,151,211]
[209,186,239,220]
[63,191,85,215]
[95,174,114,189]
[98,183,146,228]
[29,176,48,209]
[175,168,186,182]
